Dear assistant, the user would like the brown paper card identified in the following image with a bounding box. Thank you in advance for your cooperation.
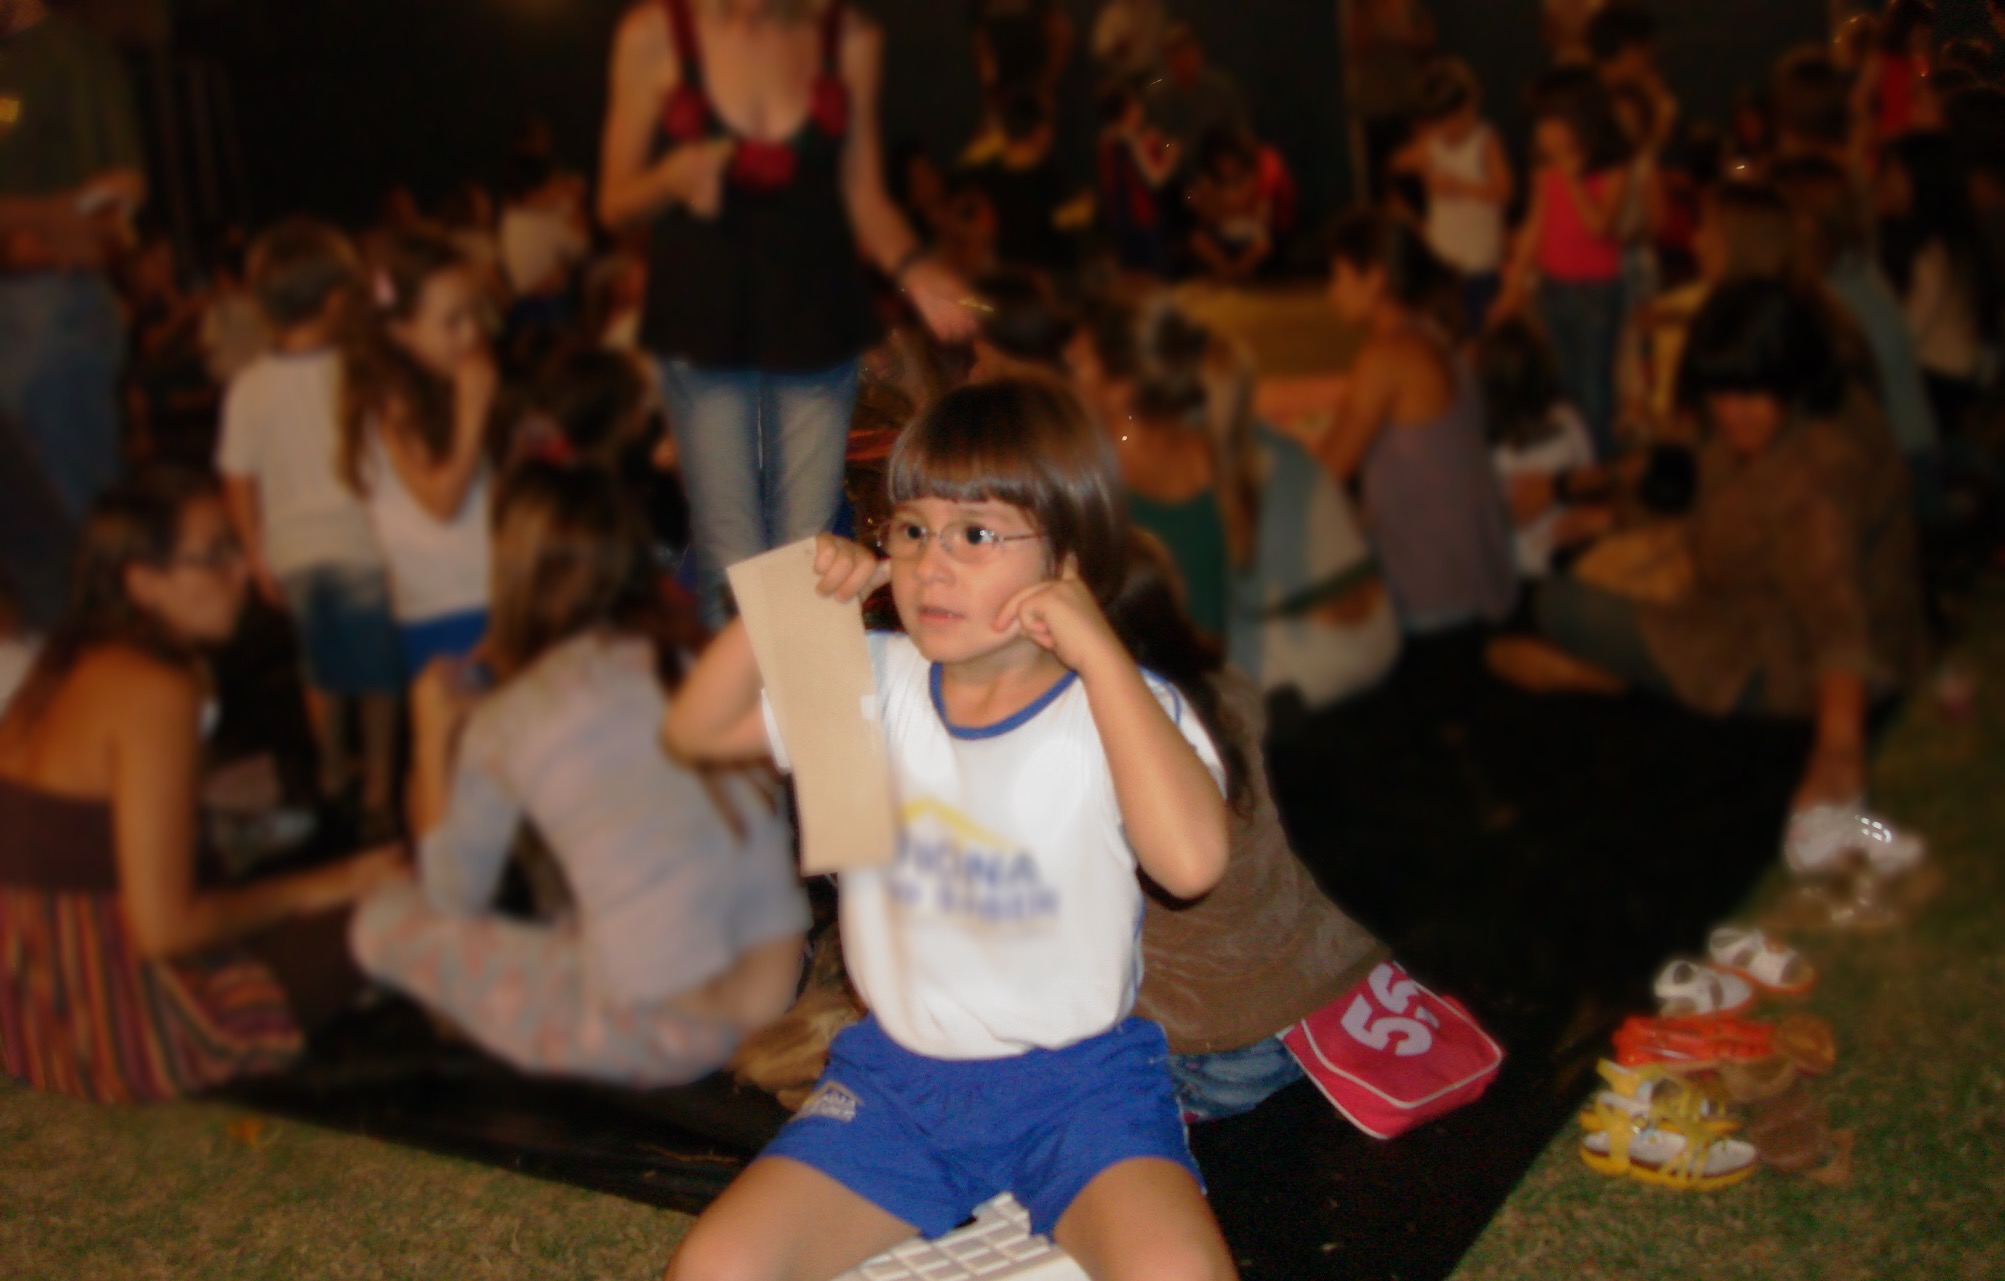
[728,539,898,873]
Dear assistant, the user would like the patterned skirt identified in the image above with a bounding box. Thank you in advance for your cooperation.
[0,886,302,1103]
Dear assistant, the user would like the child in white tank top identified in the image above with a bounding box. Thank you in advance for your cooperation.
[1392,59,1513,330]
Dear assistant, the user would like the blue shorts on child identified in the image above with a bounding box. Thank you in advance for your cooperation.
[763,1013,1201,1240]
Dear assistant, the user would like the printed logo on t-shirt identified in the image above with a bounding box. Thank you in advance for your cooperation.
[890,799,1060,931]
[797,1082,861,1124]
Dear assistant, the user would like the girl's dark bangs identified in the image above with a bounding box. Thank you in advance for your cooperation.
[887,411,1046,519]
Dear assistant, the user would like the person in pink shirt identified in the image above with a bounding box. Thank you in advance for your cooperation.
[1500,68,1634,460]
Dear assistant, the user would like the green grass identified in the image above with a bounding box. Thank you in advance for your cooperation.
[1452,588,2005,1281]
[0,1085,690,1280]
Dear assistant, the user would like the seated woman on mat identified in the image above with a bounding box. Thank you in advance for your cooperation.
[1071,296,1242,648]
[1490,279,1927,812]
[349,462,808,1087]
[0,467,405,1103]
[1267,211,1518,637]
[1114,536,1389,1121]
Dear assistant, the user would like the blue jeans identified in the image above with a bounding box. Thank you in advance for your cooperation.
[0,272,124,520]
[1168,1036,1306,1123]
[655,357,860,627]
[1537,277,1623,462]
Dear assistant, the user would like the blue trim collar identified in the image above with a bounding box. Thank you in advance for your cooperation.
[930,663,1078,740]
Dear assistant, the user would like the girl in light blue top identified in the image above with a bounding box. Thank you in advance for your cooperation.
[350,463,808,1086]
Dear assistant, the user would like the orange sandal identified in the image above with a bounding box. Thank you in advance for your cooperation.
[1613,1014,1775,1069]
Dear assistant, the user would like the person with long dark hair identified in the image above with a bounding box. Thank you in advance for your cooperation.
[1113,534,1388,1123]
[1295,211,1517,635]
[338,231,499,671]
[0,468,404,1103]
[598,0,976,627]
[350,463,807,1085]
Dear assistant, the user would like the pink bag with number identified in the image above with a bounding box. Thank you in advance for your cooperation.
[1280,961,1504,1139]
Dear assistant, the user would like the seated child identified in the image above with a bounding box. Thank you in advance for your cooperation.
[1478,318,1605,579]
[1116,536,1389,1120]
[661,378,1238,1280]
[350,464,808,1086]
[1188,132,1274,284]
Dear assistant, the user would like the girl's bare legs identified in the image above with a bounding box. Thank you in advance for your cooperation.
[664,1157,916,1281]
[305,687,351,800]
[358,693,399,823]
[1484,636,1628,696]
[1054,1158,1238,1281]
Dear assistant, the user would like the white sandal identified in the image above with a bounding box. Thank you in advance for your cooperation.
[1708,927,1815,997]
[1653,960,1754,1017]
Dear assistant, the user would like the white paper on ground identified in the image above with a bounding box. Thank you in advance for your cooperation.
[728,538,897,873]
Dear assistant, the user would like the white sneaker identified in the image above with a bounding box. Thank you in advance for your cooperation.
[1783,804,1924,879]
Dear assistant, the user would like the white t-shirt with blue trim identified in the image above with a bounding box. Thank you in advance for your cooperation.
[765,631,1224,1062]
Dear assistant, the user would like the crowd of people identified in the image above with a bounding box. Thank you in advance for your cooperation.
[3,0,2004,1276]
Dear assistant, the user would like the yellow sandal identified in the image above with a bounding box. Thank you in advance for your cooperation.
[1579,1066,1757,1192]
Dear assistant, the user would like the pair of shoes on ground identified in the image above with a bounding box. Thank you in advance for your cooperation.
[1578,1056,1850,1190]
[1652,927,1815,1019]
[1578,1062,1758,1191]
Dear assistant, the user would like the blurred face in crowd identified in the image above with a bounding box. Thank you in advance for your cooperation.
[1708,392,1786,459]
[1602,42,1654,88]
[1327,258,1385,324]
[125,496,249,646]
[1874,156,1915,222]
[390,266,485,377]
[1432,104,1480,145]
[1534,116,1582,173]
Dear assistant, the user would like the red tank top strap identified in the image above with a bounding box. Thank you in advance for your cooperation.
[662,0,703,85]
[819,0,845,73]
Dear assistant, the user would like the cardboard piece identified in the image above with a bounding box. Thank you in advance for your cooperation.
[728,539,898,873]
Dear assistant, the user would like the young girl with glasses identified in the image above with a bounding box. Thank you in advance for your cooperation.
[662,377,1241,1281]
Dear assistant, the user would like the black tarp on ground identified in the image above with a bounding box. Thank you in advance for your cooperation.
[217,625,1810,1280]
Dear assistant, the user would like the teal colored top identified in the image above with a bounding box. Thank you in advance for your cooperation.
[1130,487,1230,641]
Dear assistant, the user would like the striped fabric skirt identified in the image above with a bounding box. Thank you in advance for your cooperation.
[0,886,303,1103]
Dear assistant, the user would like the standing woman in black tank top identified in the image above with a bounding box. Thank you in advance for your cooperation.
[599,0,975,625]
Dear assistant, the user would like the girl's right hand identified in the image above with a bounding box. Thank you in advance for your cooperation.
[454,353,499,418]
[670,139,736,220]
[310,843,410,913]
[811,534,890,603]
[343,844,413,901]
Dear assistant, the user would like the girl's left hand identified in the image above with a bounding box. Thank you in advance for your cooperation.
[900,256,979,345]
[997,569,1121,675]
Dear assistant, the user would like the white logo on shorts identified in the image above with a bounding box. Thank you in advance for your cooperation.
[798,1083,861,1123]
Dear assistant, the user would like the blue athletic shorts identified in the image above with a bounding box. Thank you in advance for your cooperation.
[280,564,404,696]
[761,1014,1202,1239]
[398,609,488,675]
